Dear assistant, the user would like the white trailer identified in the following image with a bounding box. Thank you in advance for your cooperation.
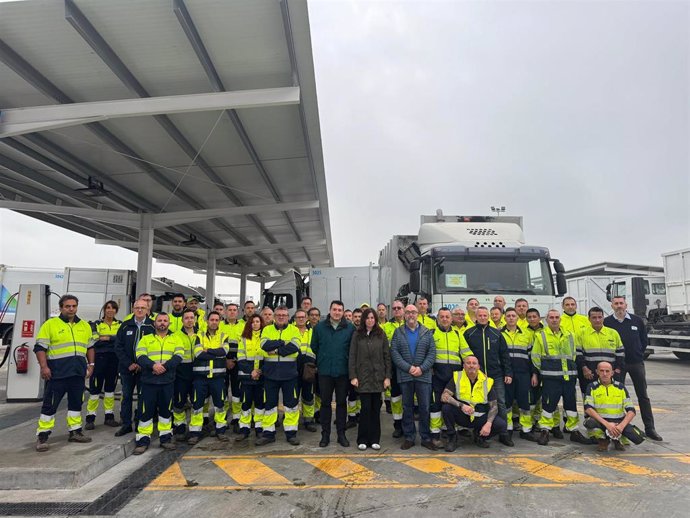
[568,275,666,318]
[309,265,379,313]
[566,276,617,316]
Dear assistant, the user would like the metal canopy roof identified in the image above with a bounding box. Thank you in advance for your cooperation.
[0,0,333,282]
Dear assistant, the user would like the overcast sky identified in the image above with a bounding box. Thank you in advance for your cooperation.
[1,0,689,300]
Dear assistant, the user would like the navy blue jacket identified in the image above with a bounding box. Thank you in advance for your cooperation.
[603,313,647,365]
[114,317,155,372]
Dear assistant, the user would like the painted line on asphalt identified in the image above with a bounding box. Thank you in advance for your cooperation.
[303,458,394,485]
[583,457,677,478]
[399,457,496,483]
[214,458,292,485]
[495,457,605,484]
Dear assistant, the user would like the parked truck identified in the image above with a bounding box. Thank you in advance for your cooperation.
[378,211,567,315]
[567,274,666,318]
[260,266,379,313]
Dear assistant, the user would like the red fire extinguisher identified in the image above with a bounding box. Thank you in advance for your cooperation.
[14,343,29,374]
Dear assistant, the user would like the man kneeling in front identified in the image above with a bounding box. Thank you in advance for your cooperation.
[584,362,645,452]
[441,355,511,451]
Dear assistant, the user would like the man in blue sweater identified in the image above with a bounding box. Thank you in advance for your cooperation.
[391,305,437,451]
[603,296,662,441]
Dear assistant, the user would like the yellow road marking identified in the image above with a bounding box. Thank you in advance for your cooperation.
[183,453,552,460]
[213,459,291,485]
[303,458,393,484]
[149,462,187,488]
[400,457,496,483]
[496,457,604,483]
[584,457,676,477]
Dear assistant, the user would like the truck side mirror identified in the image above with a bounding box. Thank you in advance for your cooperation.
[556,272,567,296]
[409,259,421,294]
[631,277,648,317]
[606,283,612,302]
[553,259,565,274]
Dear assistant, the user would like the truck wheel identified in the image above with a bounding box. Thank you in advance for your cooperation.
[673,351,690,361]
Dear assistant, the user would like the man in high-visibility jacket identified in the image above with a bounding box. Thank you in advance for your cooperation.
[515,298,530,331]
[441,355,510,451]
[188,311,230,444]
[531,309,590,446]
[256,306,301,446]
[576,307,625,395]
[221,303,244,434]
[34,295,95,452]
[172,309,199,440]
[584,362,644,451]
[133,313,184,454]
[560,297,591,336]
[382,301,406,438]
[294,309,317,432]
[167,293,186,333]
[416,296,437,331]
[451,307,467,334]
[502,307,537,442]
[430,307,471,447]
[186,296,206,333]
[464,298,480,329]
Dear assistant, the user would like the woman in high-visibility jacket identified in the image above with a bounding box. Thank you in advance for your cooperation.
[86,300,122,429]
[235,315,265,441]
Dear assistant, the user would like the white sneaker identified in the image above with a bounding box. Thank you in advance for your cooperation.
[358,443,367,450]
[371,443,381,450]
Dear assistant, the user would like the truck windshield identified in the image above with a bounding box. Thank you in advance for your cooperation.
[434,256,554,295]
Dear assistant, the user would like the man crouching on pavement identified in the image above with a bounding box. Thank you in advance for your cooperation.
[584,361,644,452]
[441,355,511,451]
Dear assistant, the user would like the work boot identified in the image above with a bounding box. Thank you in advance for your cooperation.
[255,435,276,446]
[104,415,120,427]
[235,433,249,442]
[385,400,392,414]
[187,436,200,446]
[597,438,610,452]
[68,430,92,443]
[569,430,591,445]
[537,430,550,446]
[35,434,49,452]
[160,441,177,451]
[232,420,241,435]
[303,421,317,433]
[287,436,300,446]
[614,441,626,451]
[216,432,229,442]
[551,427,564,439]
[400,440,414,450]
[421,440,437,451]
[337,434,350,447]
[444,434,458,452]
[499,434,514,447]
[319,435,330,448]
[520,430,538,442]
[392,422,403,439]
[346,417,358,430]
[132,444,148,455]
[645,429,663,441]
[115,425,133,437]
[174,425,187,442]
[475,436,490,449]
[431,438,443,449]
[85,417,96,431]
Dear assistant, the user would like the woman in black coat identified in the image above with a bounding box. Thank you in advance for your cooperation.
[349,308,391,450]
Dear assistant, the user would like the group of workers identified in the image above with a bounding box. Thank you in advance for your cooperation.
[33,290,661,454]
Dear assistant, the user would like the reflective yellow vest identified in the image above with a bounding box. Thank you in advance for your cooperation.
[35,315,94,379]
[453,369,494,419]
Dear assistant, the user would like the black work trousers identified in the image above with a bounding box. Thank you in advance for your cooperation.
[621,362,655,431]
[319,375,349,437]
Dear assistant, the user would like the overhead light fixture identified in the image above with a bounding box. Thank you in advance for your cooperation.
[75,177,111,198]
[179,234,198,246]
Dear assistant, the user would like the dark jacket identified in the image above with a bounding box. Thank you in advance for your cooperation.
[464,324,513,378]
[114,316,155,372]
[348,330,391,393]
[390,324,436,384]
[603,313,648,364]
[311,318,356,377]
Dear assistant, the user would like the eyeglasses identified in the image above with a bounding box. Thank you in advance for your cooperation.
[405,310,418,314]
[134,307,147,310]
[392,306,404,310]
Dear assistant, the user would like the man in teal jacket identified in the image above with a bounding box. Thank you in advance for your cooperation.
[311,300,355,448]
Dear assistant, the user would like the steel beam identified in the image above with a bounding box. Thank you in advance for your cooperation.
[0,88,300,137]
[136,215,154,295]
[205,249,216,311]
